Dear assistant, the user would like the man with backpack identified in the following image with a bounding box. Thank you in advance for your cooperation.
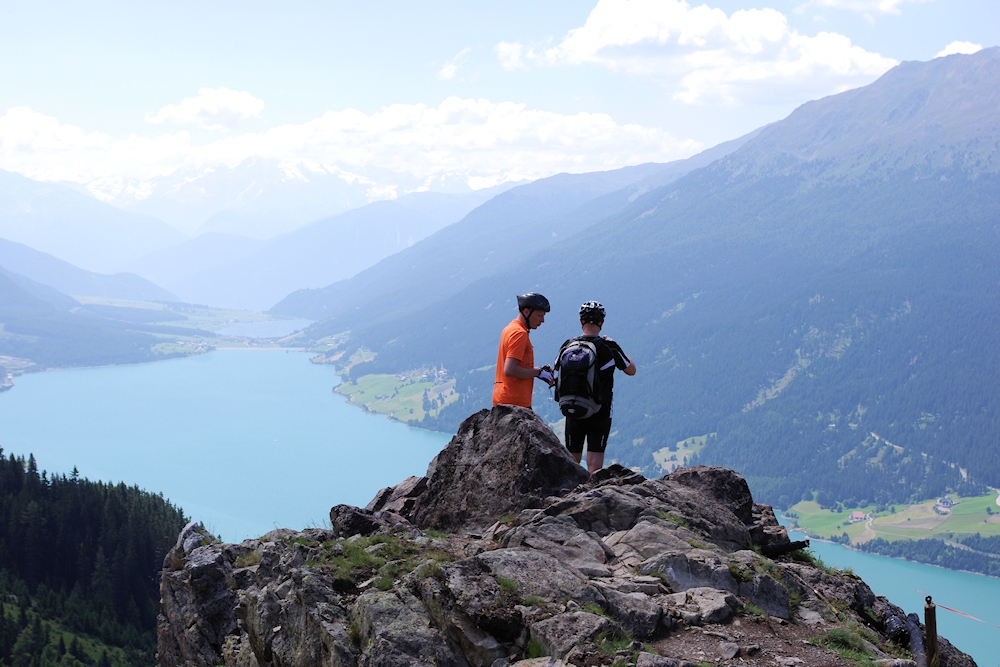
[554,301,636,473]
[492,292,556,409]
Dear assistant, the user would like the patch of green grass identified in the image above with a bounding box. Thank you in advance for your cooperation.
[789,590,802,611]
[348,619,362,646]
[424,528,447,539]
[594,629,635,656]
[414,561,444,580]
[656,511,690,529]
[523,595,547,607]
[497,577,519,596]
[789,548,818,565]
[808,628,876,667]
[525,638,547,659]
[582,602,608,617]
[310,534,450,587]
[728,561,754,582]
[739,602,766,617]
[234,551,262,568]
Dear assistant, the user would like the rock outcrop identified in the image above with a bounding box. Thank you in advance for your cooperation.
[158,406,978,667]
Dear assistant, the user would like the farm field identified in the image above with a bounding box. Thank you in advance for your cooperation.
[786,492,1000,545]
[334,370,457,423]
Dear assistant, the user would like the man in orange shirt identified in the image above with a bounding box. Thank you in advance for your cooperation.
[492,292,554,408]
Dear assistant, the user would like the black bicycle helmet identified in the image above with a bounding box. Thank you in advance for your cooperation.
[517,292,551,312]
[579,301,606,324]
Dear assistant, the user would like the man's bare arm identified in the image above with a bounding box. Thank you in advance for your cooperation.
[503,356,538,379]
[623,356,637,376]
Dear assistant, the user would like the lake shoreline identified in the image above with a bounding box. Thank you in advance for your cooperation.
[784,518,1000,580]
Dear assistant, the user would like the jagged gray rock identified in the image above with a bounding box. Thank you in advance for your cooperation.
[157,409,978,667]
[407,406,590,532]
[529,612,617,661]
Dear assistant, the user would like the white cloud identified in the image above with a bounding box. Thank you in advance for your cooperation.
[501,0,897,105]
[438,48,472,80]
[0,98,702,194]
[145,87,264,130]
[936,41,982,58]
[496,41,527,70]
[796,0,929,15]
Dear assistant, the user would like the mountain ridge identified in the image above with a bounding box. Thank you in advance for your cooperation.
[0,170,185,273]
[270,130,761,326]
[0,236,177,301]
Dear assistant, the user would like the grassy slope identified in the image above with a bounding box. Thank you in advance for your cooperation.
[787,493,1000,545]
[334,371,457,423]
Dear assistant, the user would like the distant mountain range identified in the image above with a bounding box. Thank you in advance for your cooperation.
[120,186,517,310]
[270,129,758,325]
[85,158,521,239]
[286,48,1000,509]
[0,237,176,301]
[0,170,185,273]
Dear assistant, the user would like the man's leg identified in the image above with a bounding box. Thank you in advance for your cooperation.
[565,419,585,466]
[585,414,612,473]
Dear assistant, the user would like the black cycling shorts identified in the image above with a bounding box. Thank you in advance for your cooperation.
[565,404,613,454]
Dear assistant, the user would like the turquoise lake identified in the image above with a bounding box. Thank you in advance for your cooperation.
[783,522,999,666]
[0,350,449,542]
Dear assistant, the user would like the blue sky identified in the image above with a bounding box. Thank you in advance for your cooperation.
[0,0,994,192]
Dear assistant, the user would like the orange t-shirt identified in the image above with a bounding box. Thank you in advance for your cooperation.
[492,317,535,407]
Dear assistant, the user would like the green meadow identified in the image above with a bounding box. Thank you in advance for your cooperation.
[335,370,457,423]
[786,492,1000,545]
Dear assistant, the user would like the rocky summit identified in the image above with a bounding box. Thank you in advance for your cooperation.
[157,406,977,667]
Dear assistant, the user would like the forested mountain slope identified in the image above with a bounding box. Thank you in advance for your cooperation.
[270,132,758,327]
[0,451,186,666]
[327,49,1000,508]
[0,271,181,368]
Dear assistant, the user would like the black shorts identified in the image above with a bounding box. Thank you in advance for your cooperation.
[565,403,612,454]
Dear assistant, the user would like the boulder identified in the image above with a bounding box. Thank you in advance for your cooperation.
[639,550,739,594]
[366,476,427,516]
[330,505,387,538]
[597,587,662,637]
[353,589,467,667]
[665,466,753,524]
[501,514,612,578]
[685,587,738,624]
[156,522,239,667]
[476,549,604,606]
[529,612,617,661]
[408,406,590,532]
[636,654,697,667]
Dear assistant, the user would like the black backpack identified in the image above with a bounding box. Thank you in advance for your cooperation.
[555,338,602,419]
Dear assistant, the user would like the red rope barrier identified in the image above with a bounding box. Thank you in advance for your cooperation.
[915,590,1000,630]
